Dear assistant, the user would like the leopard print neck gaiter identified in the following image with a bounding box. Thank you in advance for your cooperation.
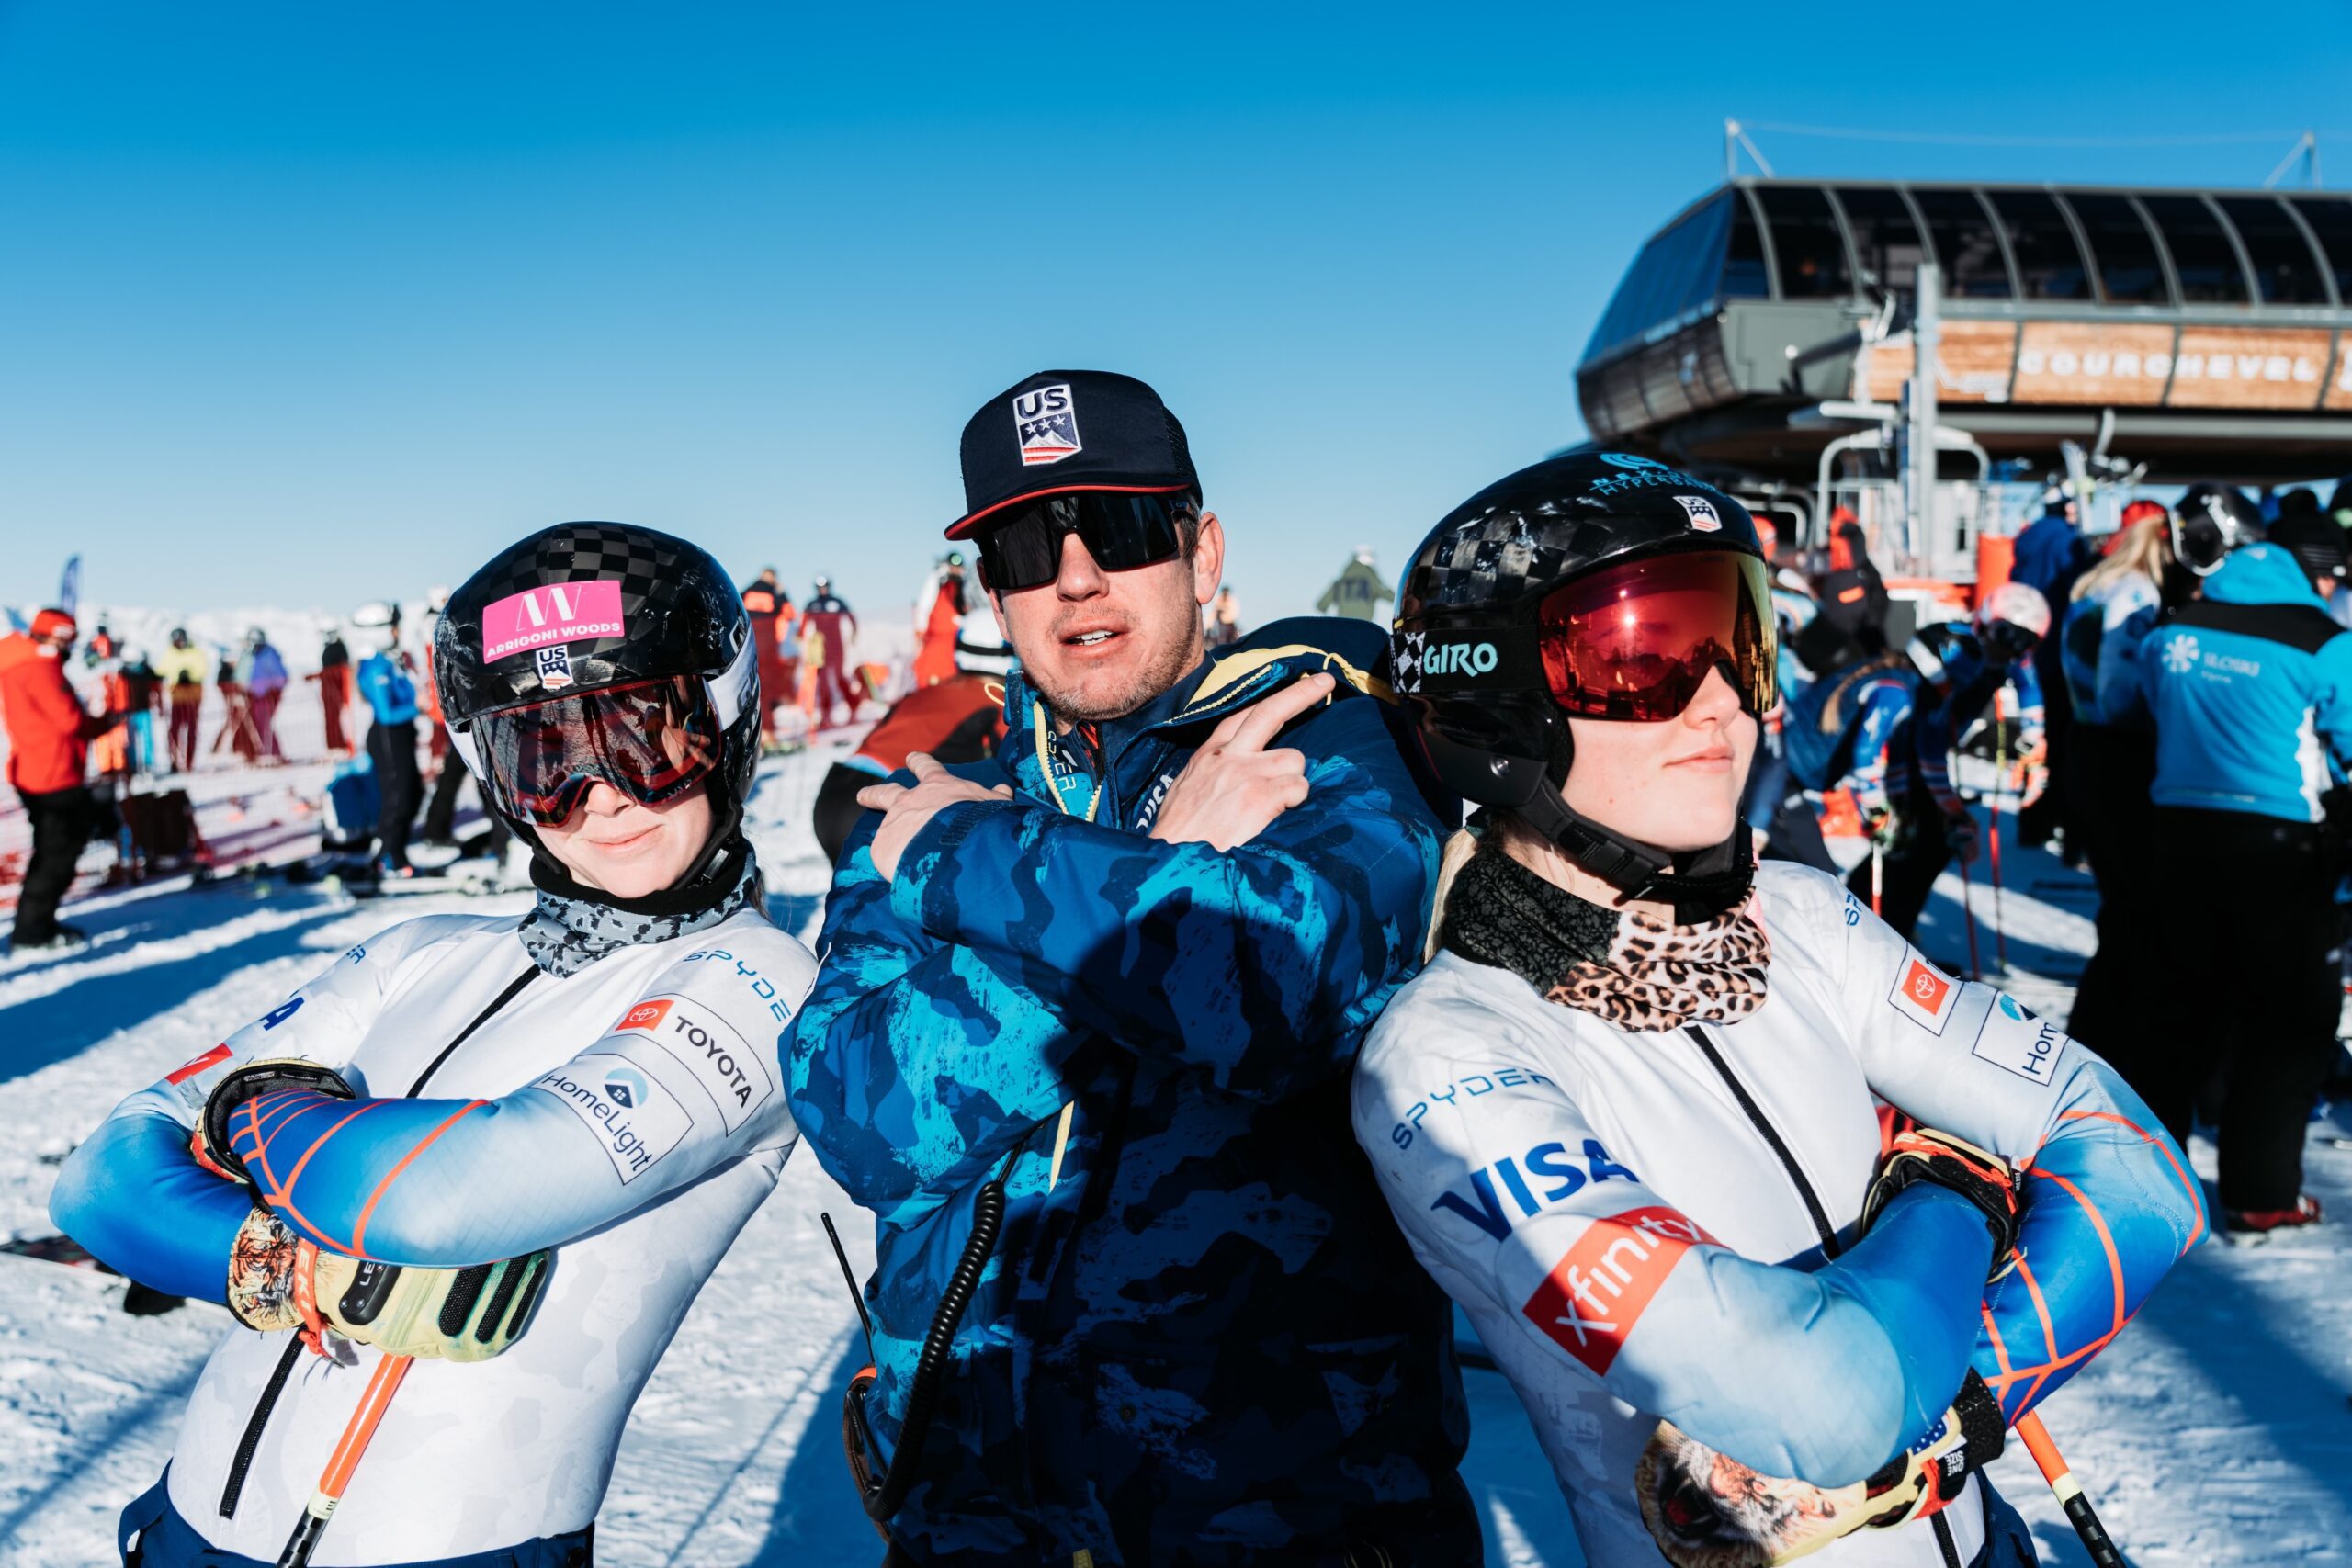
[1441,840,1769,1032]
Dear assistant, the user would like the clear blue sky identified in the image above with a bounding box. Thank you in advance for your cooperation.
[3,1,2346,624]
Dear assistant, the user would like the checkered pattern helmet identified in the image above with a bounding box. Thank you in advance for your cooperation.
[435,521,759,813]
[1393,450,1762,792]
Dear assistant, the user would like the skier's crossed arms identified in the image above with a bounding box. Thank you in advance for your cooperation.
[1355,866,2203,1564]
[53,908,807,1350]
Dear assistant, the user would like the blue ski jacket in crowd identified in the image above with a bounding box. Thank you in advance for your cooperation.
[2009,513,2081,602]
[2140,543,2352,822]
[786,618,1475,1567]
[356,649,418,726]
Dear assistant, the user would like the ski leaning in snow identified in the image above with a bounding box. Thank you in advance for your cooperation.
[48,522,818,1568]
[0,1233,189,1315]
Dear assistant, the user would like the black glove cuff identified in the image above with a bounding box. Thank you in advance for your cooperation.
[200,1060,356,1183]
[1952,1370,2006,1470]
[1862,1151,2019,1284]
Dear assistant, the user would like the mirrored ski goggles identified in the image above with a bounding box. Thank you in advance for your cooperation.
[974,491,1196,593]
[1408,554,1776,721]
[1538,552,1777,721]
[469,675,723,827]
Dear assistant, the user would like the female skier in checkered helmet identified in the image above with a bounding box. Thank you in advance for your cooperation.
[54,522,813,1568]
[1351,453,2202,1568]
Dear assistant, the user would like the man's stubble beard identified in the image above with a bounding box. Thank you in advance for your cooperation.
[1028,624,1206,725]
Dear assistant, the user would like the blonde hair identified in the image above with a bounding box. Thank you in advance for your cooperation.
[1425,827,1484,960]
[2072,517,2172,604]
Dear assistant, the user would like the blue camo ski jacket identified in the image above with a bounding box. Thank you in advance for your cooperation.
[2141,543,2352,823]
[786,617,1476,1567]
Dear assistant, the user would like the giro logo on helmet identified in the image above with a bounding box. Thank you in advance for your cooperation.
[483,581,626,660]
[1424,640,1499,679]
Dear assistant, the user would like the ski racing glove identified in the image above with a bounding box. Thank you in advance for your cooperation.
[1861,1124,2020,1284]
[1635,1371,2007,1568]
[225,1208,550,1362]
[193,1057,357,1182]
[200,1058,550,1360]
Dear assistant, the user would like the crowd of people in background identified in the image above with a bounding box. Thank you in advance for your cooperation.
[1755,477,2352,1239]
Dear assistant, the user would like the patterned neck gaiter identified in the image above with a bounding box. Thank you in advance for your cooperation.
[1441,840,1770,1032]
[517,840,763,978]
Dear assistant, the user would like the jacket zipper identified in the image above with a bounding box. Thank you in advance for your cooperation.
[218,964,540,1520]
[1679,1026,1966,1568]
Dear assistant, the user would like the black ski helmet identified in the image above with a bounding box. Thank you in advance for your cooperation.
[2170,485,2262,577]
[1393,450,1770,916]
[435,522,759,866]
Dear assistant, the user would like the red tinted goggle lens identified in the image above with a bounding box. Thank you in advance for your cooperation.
[470,675,722,827]
[1538,552,1776,721]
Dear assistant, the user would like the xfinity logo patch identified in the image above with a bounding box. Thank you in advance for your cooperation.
[1423,640,1498,679]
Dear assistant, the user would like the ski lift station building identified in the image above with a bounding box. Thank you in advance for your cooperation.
[1576,179,2352,573]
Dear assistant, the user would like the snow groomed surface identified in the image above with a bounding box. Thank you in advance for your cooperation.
[3,735,2347,1566]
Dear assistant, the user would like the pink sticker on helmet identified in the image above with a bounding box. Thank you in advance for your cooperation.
[482,581,626,661]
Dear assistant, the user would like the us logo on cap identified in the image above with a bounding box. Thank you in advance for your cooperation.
[1014,384,1081,467]
[537,645,576,691]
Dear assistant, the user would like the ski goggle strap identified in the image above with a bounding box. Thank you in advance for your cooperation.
[467,674,725,827]
[1405,552,1776,722]
[975,491,1194,592]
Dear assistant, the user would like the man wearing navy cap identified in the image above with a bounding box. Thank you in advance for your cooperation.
[788,370,1476,1564]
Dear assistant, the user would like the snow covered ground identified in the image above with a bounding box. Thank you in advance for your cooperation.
[1,736,2346,1566]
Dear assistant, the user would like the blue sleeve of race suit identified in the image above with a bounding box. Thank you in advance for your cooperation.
[1353,1027,1999,1486]
[50,1109,255,1303]
[230,937,808,1268]
[1810,867,2206,1426]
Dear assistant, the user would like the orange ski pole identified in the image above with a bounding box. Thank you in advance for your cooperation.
[279,1351,412,1567]
[2017,1411,2127,1566]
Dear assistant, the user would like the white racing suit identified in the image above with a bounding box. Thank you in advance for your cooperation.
[53,908,812,1563]
[1353,863,2203,1568]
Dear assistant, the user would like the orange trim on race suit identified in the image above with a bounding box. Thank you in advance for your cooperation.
[350,1101,490,1257]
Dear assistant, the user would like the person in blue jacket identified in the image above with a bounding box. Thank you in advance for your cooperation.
[2135,488,2352,1235]
[786,370,1475,1566]
[353,601,422,876]
[2008,490,2081,602]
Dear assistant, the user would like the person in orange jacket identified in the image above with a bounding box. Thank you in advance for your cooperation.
[0,610,118,951]
[910,553,967,687]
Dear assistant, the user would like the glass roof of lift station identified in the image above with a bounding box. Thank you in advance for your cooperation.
[1579,179,2352,369]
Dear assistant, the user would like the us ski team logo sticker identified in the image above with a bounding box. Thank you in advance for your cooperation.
[1014,383,1080,467]
[1522,1206,1715,1374]
[1888,953,1957,1036]
[1673,494,1723,531]
[536,645,576,690]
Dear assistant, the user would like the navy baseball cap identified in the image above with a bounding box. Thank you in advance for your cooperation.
[948,369,1199,539]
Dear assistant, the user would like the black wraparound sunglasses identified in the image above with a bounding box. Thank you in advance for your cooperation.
[974,491,1196,592]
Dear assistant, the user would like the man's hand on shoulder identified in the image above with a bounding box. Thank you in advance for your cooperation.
[1149,672,1330,852]
[857,752,1014,881]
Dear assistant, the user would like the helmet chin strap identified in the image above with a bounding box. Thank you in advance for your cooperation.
[1513,781,1756,925]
